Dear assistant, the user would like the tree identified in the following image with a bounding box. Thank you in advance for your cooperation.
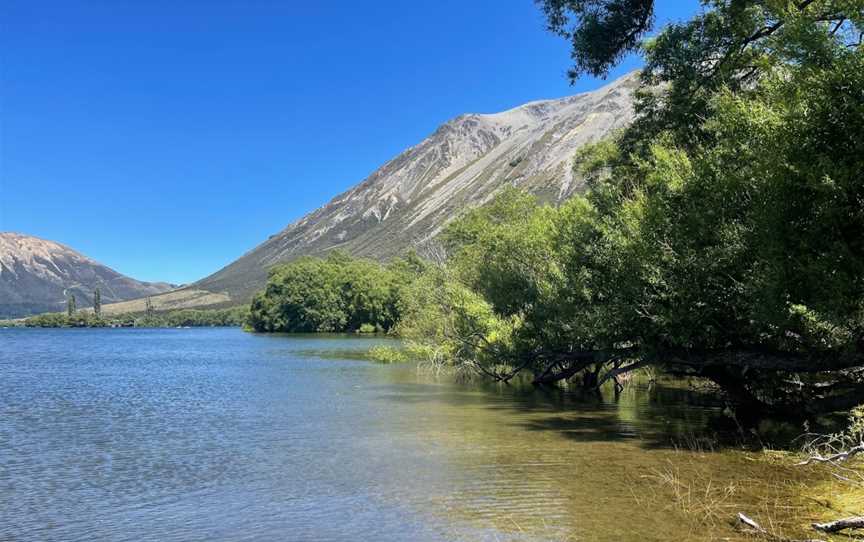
[538,0,863,82]
[66,294,76,317]
[248,252,418,334]
[93,287,102,318]
[539,0,864,151]
[537,0,654,79]
[145,296,154,320]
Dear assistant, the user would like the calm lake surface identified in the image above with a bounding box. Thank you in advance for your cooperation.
[0,328,816,541]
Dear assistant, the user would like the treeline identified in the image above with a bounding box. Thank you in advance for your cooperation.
[250,0,864,416]
[23,306,249,328]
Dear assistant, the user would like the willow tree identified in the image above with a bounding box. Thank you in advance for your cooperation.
[528,0,864,412]
[540,0,864,149]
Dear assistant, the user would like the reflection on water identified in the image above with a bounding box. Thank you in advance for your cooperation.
[0,328,817,541]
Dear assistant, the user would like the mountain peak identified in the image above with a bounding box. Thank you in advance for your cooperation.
[0,232,174,318]
[191,71,639,303]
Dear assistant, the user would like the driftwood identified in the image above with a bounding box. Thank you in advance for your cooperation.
[812,516,864,533]
[738,512,763,530]
[736,513,826,542]
[798,442,864,466]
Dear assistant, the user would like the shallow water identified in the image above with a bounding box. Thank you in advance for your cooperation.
[0,328,816,541]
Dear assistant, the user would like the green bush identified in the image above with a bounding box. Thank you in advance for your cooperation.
[248,251,425,333]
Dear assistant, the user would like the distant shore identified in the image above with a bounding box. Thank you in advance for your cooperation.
[10,306,248,329]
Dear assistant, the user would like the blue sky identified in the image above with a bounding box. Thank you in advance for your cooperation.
[1,1,700,284]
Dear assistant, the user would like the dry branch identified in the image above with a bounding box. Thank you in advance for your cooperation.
[798,443,864,465]
[736,513,826,542]
[812,515,864,533]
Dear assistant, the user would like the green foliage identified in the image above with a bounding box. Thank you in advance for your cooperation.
[537,0,864,357]
[443,188,562,318]
[537,0,654,79]
[541,0,864,159]
[248,252,422,333]
[847,405,864,444]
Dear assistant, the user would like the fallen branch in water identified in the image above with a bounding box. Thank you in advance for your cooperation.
[736,513,826,542]
[798,442,864,465]
[812,515,864,533]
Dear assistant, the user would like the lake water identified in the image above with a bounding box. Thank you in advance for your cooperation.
[0,328,818,541]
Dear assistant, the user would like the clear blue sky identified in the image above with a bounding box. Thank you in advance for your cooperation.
[1,1,700,284]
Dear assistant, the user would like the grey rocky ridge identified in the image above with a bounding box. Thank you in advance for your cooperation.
[0,233,174,318]
[191,71,639,303]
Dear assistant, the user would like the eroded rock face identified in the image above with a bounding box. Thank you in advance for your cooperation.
[197,72,640,301]
[0,233,174,318]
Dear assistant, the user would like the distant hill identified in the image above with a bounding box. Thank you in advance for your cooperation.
[0,233,175,318]
[190,72,639,303]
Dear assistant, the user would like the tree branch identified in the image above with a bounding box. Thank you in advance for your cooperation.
[812,516,864,533]
[595,358,652,388]
[798,443,864,465]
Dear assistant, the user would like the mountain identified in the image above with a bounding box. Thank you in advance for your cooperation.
[0,233,175,318]
[90,71,638,313]
[187,72,639,303]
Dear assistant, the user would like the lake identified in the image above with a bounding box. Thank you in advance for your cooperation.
[0,327,817,541]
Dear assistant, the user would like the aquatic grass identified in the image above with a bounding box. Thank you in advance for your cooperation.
[645,459,741,531]
[671,432,722,454]
[630,450,834,541]
[805,473,864,534]
[294,348,374,361]
[366,345,408,364]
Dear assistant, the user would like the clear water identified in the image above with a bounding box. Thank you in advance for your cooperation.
[0,328,815,541]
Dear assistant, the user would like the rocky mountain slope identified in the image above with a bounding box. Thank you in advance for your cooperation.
[0,233,174,318]
[190,72,639,303]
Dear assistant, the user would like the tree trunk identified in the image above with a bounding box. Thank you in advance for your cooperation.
[700,366,775,423]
